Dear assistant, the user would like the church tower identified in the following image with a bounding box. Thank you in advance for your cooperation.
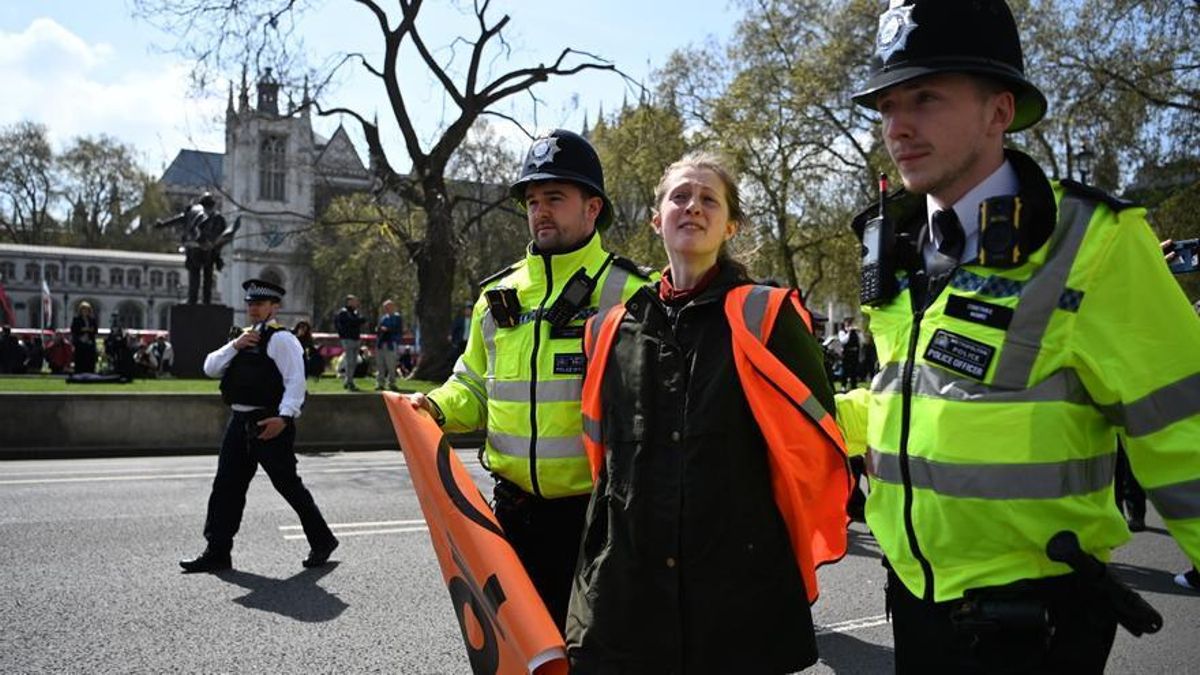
[221,67,315,326]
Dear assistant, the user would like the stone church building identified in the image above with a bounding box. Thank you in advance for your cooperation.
[1,71,372,331]
[160,69,373,326]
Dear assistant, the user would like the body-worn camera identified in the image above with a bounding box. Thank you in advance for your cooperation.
[542,268,596,328]
[484,287,521,328]
[979,196,1024,267]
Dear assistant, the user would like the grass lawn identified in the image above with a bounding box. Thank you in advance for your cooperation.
[0,374,438,394]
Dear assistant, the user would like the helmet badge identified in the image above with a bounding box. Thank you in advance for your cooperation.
[526,137,562,169]
[875,2,917,62]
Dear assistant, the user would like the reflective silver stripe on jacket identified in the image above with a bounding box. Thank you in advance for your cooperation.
[449,356,488,407]
[488,378,582,403]
[871,362,1097,406]
[991,196,1097,389]
[582,414,602,444]
[741,285,772,342]
[867,447,1116,499]
[739,285,833,423]
[488,431,585,459]
[1097,372,1200,438]
[1146,478,1200,520]
[598,265,635,316]
[481,310,497,378]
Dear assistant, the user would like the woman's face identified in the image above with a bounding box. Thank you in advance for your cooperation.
[652,167,736,262]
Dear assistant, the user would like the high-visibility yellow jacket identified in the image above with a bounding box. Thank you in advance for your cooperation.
[837,153,1200,602]
[428,232,652,499]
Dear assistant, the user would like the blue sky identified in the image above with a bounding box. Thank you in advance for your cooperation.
[0,0,735,175]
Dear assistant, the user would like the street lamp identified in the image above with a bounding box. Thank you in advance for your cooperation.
[1076,144,1096,185]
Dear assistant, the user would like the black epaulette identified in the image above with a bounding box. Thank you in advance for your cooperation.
[1059,179,1137,211]
[478,262,521,288]
[610,255,655,279]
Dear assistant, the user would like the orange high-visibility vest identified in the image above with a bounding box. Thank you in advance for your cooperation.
[581,285,852,603]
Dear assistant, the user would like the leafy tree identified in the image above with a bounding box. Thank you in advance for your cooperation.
[590,99,688,270]
[133,0,618,380]
[306,193,418,332]
[59,135,150,247]
[657,0,877,305]
[0,122,58,245]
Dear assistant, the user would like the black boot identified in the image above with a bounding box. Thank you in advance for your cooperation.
[180,548,232,573]
[303,537,339,568]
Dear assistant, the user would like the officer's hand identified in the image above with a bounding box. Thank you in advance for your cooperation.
[1163,239,1178,263]
[257,417,287,440]
[406,393,433,414]
[234,330,261,350]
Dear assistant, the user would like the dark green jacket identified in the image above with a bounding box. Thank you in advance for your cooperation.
[566,265,835,675]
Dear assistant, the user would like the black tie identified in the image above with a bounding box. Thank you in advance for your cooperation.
[931,208,965,263]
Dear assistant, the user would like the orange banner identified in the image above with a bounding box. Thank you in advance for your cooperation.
[382,393,567,675]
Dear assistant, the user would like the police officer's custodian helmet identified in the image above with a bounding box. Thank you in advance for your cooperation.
[852,0,1048,132]
[509,129,614,230]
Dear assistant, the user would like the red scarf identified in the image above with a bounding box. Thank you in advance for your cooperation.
[659,264,721,305]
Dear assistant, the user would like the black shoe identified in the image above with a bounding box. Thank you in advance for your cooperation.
[347,383,360,392]
[180,548,231,573]
[303,538,339,568]
[1127,516,1146,532]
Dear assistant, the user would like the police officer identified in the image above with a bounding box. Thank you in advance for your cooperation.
[839,1,1200,671]
[180,279,338,573]
[407,129,652,631]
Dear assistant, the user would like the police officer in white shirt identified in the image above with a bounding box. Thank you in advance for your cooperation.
[179,279,338,573]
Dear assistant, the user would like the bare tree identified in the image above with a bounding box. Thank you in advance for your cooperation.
[134,0,616,379]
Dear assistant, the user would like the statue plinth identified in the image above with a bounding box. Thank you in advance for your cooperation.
[169,304,235,379]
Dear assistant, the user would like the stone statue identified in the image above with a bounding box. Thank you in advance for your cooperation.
[155,193,241,304]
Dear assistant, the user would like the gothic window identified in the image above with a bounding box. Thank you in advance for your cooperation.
[259,135,287,202]
[86,266,101,286]
[0,262,14,281]
[150,270,164,288]
[127,269,141,289]
[25,263,40,282]
[45,265,60,282]
[110,268,124,287]
[68,265,82,285]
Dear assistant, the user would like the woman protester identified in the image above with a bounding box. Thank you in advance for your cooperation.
[568,153,852,673]
[70,302,99,374]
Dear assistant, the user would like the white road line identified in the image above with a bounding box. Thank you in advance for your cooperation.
[0,461,410,478]
[0,472,218,485]
[816,614,890,634]
[0,460,481,485]
[280,519,426,530]
[283,526,429,540]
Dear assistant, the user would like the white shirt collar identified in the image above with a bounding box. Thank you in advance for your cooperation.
[924,159,1019,269]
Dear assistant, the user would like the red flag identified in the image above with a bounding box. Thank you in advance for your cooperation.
[0,279,15,326]
[382,394,567,675]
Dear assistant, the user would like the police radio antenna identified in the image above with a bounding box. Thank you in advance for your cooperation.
[877,173,888,217]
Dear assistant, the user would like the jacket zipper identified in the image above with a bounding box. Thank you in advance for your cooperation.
[528,255,554,497]
[899,306,936,601]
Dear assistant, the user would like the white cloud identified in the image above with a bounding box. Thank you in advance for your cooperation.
[0,17,225,174]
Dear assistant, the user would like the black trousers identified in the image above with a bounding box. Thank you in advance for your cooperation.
[888,569,1117,674]
[203,411,335,554]
[492,479,590,634]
